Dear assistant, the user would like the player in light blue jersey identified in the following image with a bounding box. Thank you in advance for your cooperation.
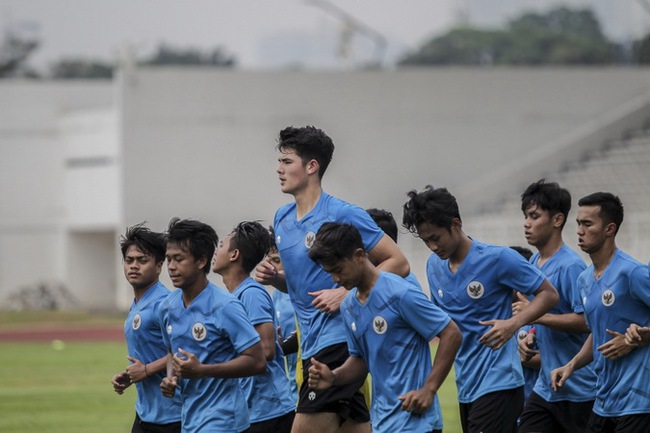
[552,192,650,433]
[514,180,596,433]
[212,221,296,433]
[306,223,462,433]
[255,126,409,433]
[159,218,266,433]
[112,223,182,433]
[402,185,558,433]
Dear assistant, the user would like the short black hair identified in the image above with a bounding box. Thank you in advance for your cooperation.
[366,208,398,243]
[120,222,166,263]
[578,192,624,234]
[510,245,534,261]
[402,185,461,234]
[229,221,274,274]
[521,179,571,228]
[166,218,218,274]
[277,126,334,179]
[308,222,364,267]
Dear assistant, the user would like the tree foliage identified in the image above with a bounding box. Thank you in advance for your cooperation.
[399,7,615,66]
[50,59,114,79]
[141,43,236,67]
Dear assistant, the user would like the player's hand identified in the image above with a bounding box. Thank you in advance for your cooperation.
[597,329,634,360]
[550,364,573,391]
[160,375,178,398]
[518,333,538,362]
[512,292,531,316]
[478,319,517,350]
[254,258,281,286]
[625,323,650,346]
[307,357,334,390]
[173,348,204,378]
[111,371,132,395]
[398,387,434,414]
[309,287,348,314]
[125,356,147,383]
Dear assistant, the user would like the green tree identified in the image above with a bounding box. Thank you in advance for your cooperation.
[50,59,113,79]
[399,7,614,66]
[141,43,236,67]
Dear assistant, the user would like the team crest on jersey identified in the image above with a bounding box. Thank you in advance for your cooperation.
[192,322,207,341]
[304,231,316,248]
[351,322,357,332]
[601,289,615,307]
[517,329,528,341]
[132,314,142,330]
[467,281,484,299]
[308,391,316,401]
[373,316,388,334]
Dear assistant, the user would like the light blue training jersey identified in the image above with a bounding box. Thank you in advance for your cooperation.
[159,282,260,433]
[579,249,650,417]
[426,240,545,403]
[273,191,383,359]
[125,281,182,424]
[530,244,596,402]
[233,277,296,423]
[273,289,299,399]
[342,272,451,433]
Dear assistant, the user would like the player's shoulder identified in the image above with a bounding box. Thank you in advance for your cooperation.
[235,278,272,300]
[275,201,297,223]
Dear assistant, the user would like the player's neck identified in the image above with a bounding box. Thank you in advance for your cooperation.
[448,233,472,273]
[294,184,322,220]
[220,267,248,293]
[356,264,379,304]
[132,279,158,302]
[535,234,563,265]
[590,241,617,279]
[181,275,209,306]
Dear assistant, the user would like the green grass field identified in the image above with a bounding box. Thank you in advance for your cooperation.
[0,312,463,433]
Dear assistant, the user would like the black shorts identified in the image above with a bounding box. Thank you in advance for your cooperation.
[298,343,370,423]
[244,411,295,433]
[519,392,594,433]
[459,387,524,433]
[588,412,650,433]
[132,413,181,433]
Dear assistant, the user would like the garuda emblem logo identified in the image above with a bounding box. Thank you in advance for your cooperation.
[467,281,484,299]
[305,231,316,249]
[517,329,528,341]
[132,314,141,330]
[601,289,615,307]
[192,322,207,341]
[373,316,387,335]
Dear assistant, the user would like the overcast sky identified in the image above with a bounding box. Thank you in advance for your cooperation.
[2,0,648,70]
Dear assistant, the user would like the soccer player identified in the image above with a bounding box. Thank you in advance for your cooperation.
[212,221,296,432]
[515,179,596,433]
[112,223,182,433]
[402,185,558,433]
[255,126,409,433]
[306,222,462,433]
[159,218,266,433]
[551,192,650,433]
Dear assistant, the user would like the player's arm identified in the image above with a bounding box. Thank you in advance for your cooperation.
[173,342,266,379]
[125,354,169,383]
[626,323,650,346]
[399,320,462,414]
[551,333,593,391]
[513,292,590,333]
[307,355,367,390]
[368,234,410,277]
[255,322,277,361]
[480,279,558,350]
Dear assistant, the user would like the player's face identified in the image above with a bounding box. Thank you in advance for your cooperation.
[267,249,284,272]
[211,233,233,274]
[523,204,554,248]
[123,245,161,290]
[416,221,459,260]
[166,242,205,289]
[277,149,309,195]
[322,257,363,291]
[576,205,608,254]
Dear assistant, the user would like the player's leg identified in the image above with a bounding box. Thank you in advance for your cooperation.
[291,412,339,433]
[518,392,562,433]
[465,387,524,433]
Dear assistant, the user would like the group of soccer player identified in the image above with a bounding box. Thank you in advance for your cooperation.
[110,125,650,433]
